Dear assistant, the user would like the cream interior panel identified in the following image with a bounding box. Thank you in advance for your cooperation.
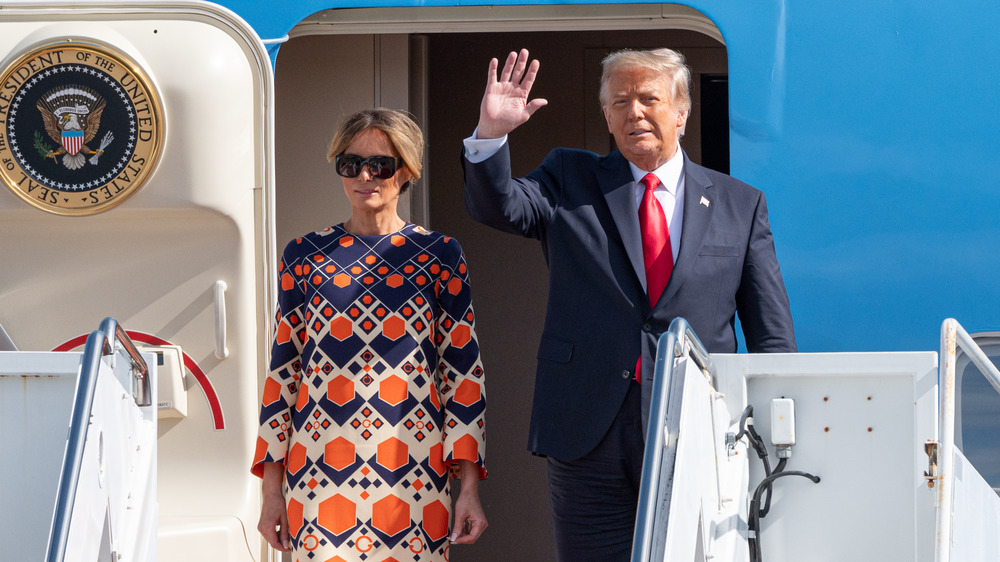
[273,34,412,249]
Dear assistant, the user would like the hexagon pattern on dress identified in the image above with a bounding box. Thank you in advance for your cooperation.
[253,223,486,561]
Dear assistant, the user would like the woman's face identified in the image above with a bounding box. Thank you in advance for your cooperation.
[339,128,412,218]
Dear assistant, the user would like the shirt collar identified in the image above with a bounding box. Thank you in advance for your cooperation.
[628,148,684,196]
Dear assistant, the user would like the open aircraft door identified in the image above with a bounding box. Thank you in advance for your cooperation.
[0,2,275,560]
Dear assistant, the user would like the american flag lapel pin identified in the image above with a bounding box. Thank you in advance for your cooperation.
[700,196,710,207]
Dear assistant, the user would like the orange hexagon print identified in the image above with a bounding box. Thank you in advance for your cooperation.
[252,223,486,561]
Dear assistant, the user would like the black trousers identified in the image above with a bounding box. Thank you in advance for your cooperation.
[547,381,645,562]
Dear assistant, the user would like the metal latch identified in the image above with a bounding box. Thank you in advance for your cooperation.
[924,440,939,488]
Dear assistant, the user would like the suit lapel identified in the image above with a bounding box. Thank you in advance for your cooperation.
[657,156,714,308]
[600,153,647,293]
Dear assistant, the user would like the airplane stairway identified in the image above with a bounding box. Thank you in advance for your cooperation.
[0,318,157,561]
[632,318,1000,562]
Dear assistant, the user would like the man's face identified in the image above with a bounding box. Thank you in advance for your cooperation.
[603,66,687,171]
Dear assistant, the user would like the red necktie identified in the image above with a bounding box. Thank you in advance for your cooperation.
[639,173,673,305]
[635,173,674,383]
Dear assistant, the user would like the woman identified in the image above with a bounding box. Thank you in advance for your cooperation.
[252,108,487,561]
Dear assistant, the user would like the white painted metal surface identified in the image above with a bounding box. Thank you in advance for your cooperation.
[949,448,1000,560]
[660,356,749,562]
[637,319,1000,562]
[0,347,157,560]
[66,348,158,561]
[633,320,750,562]
[739,352,939,562]
[936,319,1000,562]
[0,352,79,557]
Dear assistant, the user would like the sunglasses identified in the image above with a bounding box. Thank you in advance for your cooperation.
[335,153,401,180]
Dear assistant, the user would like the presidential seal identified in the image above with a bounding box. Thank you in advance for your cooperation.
[0,41,163,215]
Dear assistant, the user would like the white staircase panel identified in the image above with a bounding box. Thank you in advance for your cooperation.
[950,448,1000,561]
[728,352,938,562]
[0,352,80,558]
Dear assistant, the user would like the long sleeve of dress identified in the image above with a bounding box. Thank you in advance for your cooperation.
[432,236,487,480]
[251,239,308,478]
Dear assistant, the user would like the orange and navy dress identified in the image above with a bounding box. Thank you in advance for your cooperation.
[252,223,486,562]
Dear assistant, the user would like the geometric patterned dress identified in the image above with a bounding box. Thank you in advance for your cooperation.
[251,223,487,562]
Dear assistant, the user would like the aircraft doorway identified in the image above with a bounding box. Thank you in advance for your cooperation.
[425,31,726,562]
[273,13,727,561]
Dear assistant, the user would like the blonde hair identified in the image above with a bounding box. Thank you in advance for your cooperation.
[326,108,423,192]
[599,48,692,120]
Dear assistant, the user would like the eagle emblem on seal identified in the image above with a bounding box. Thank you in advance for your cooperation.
[35,84,115,170]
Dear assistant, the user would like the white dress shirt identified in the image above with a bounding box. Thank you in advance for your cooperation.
[628,151,684,264]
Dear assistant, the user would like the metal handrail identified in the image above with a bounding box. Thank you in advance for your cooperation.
[632,317,717,562]
[935,318,1000,562]
[674,318,716,388]
[46,319,150,562]
[45,330,105,562]
[99,317,151,407]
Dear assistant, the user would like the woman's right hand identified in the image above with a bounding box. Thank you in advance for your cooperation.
[257,462,292,552]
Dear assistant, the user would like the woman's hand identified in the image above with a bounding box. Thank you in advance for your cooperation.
[477,49,548,140]
[257,462,292,552]
[450,460,488,544]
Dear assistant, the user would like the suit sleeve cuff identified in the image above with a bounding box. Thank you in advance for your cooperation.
[463,129,507,163]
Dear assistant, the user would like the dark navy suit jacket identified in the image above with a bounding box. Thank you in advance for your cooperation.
[463,145,796,461]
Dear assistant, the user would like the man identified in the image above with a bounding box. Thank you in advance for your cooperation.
[462,48,796,560]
